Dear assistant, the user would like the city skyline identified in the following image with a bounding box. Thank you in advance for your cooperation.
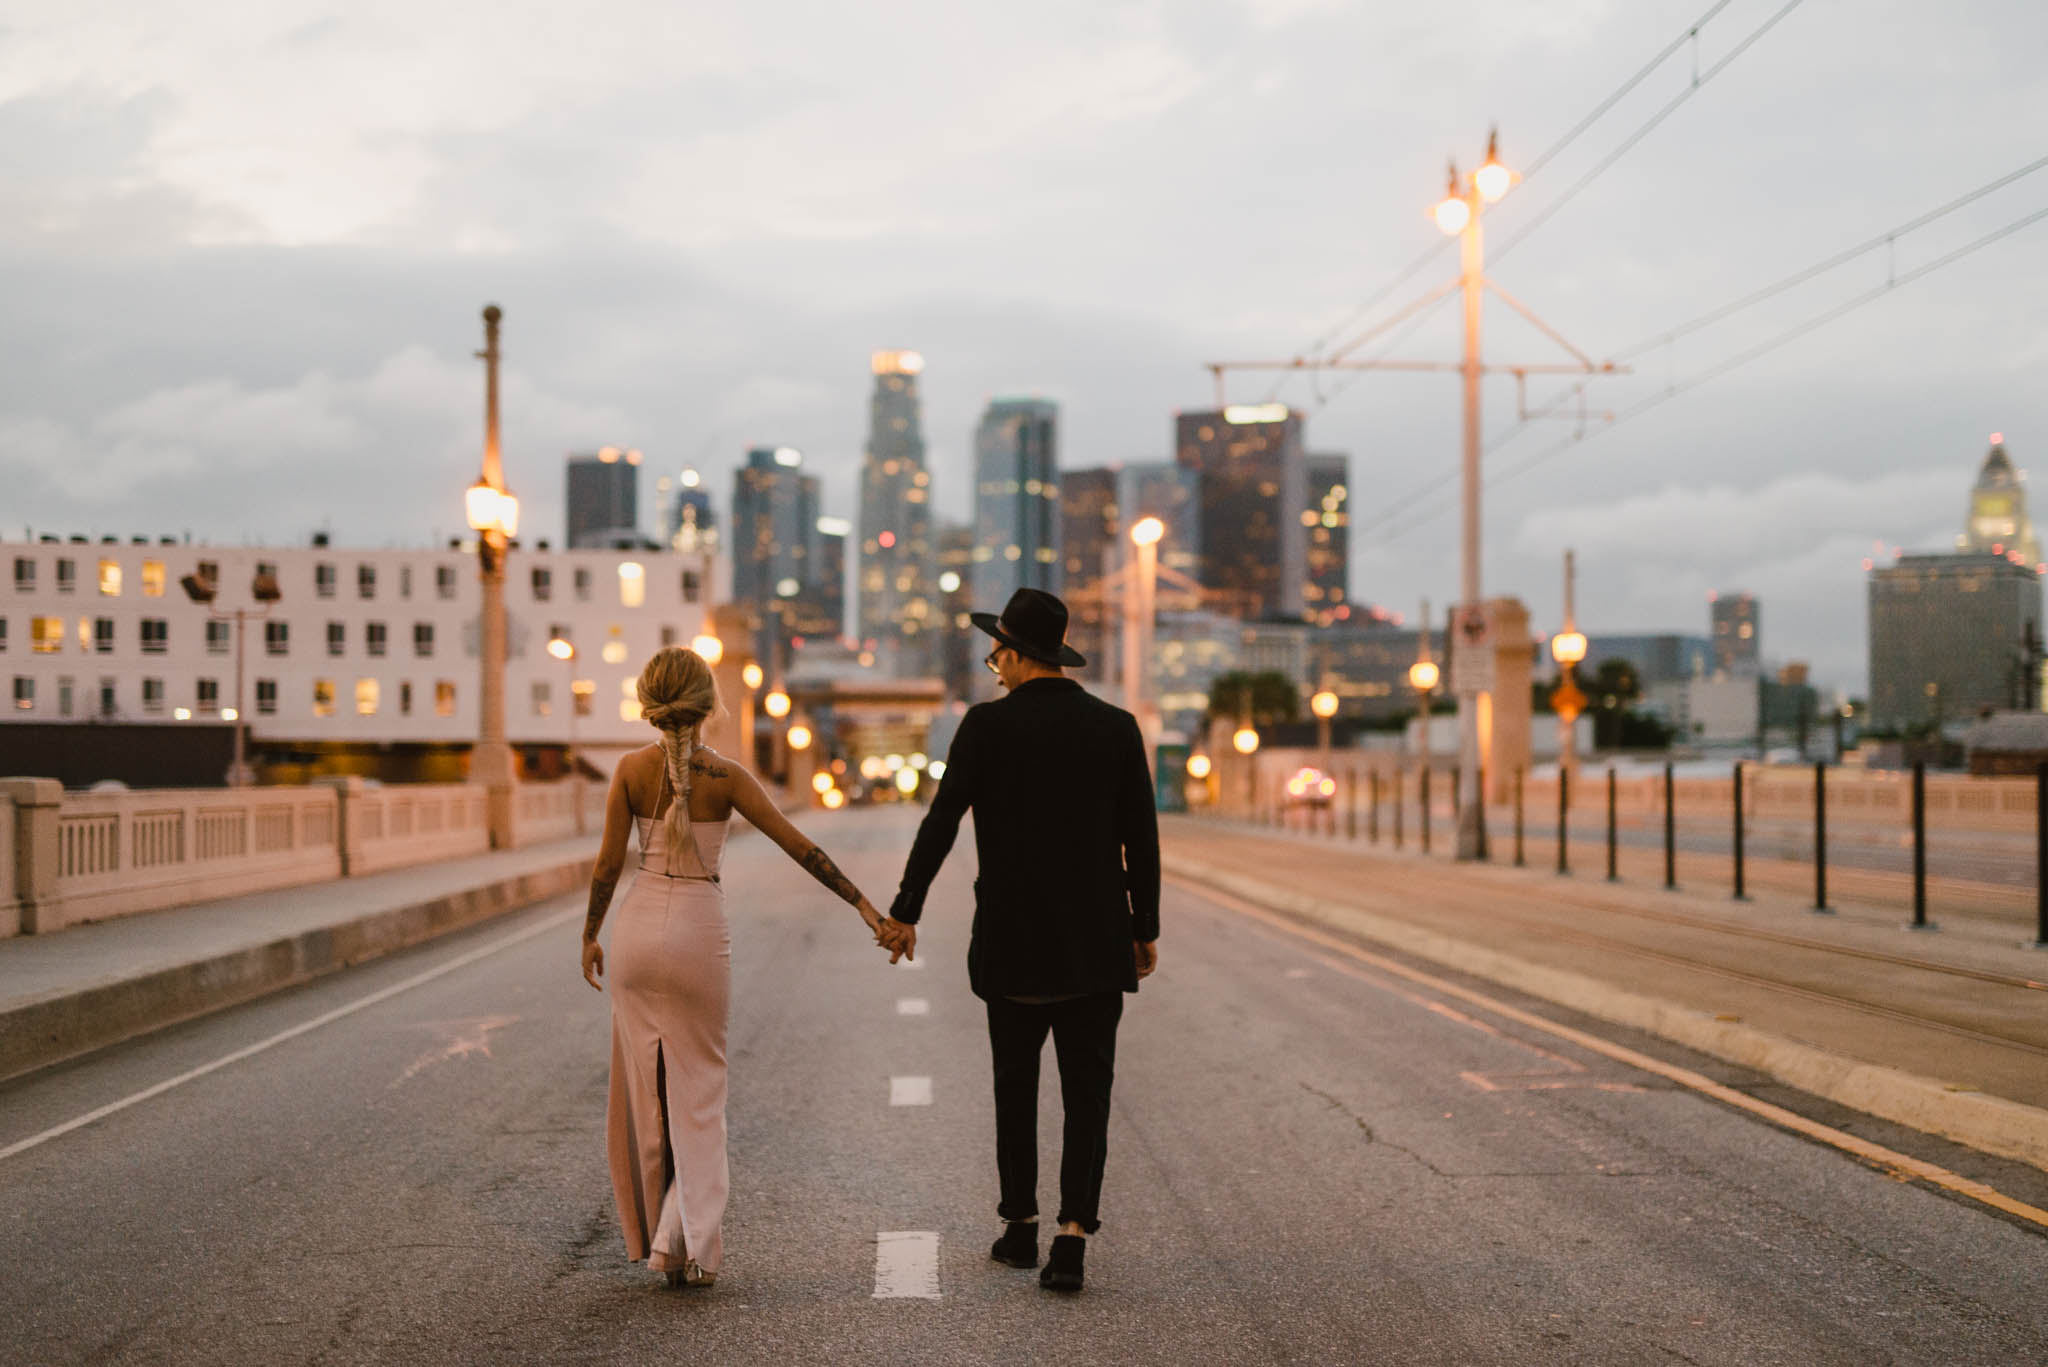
[2,1,2045,697]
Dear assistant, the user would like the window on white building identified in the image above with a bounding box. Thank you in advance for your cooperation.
[142,677,165,713]
[574,567,591,601]
[206,620,230,655]
[57,676,74,717]
[98,678,116,716]
[315,563,336,598]
[399,681,413,716]
[414,622,434,657]
[312,679,335,717]
[532,567,552,602]
[532,681,552,716]
[55,559,75,593]
[140,618,167,654]
[98,560,121,596]
[366,621,387,657]
[12,558,33,591]
[256,679,277,715]
[681,569,701,603]
[94,617,114,654]
[356,678,379,715]
[327,621,346,657]
[142,560,165,597]
[436,565,457,599]
[197,678,219,713]
[31,616,62,654]
[435,680,456,716]
[358,564,376,599]
[12,676,32,710]
[619,562,645,607]
[265,621,289,656]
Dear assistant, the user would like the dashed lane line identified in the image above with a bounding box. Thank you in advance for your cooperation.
[873,1231,941,1298]
[896,998,930,1016]
[889,1075,933,1106]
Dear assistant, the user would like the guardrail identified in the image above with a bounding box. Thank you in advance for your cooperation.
[0,776,595,935]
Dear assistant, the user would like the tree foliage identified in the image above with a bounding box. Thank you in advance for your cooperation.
[1205,670,1301,726]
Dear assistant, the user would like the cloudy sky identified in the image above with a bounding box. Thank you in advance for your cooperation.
[3,0,2045,693]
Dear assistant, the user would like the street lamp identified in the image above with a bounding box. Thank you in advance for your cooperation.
[741,661,764,691]
[181,567,281,786]
[1431,130,1517,861]
[764,689,791,719]
[1311,682,1339,772]
[465,304,520,848]
[547,635,586,834]
[1124,516,1165,752]
[1549,549,1588,785]
[691,633,724,666]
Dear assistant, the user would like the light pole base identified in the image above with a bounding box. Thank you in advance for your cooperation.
[1455,800,1488,861]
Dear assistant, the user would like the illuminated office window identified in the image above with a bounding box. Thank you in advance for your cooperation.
[98,560,121,596]
[141,560,165,597]
[356,678,379,716]
[619,562,645,607]
[312,679,335,717]
[435,681,456,717]
[31,617,62,654]
[11,677,31,710]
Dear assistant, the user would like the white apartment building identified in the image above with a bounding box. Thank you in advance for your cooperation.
[1,536,716,750]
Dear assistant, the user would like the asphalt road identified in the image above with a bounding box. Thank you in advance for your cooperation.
[3,805,2045,1365]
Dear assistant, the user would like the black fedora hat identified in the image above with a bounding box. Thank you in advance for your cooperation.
[970,587,1086,668]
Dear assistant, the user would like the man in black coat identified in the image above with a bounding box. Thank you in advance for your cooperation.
[886,587,1160,1294]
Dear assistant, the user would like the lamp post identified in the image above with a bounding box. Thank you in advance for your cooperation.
[1125,516,1165,761]
[466,303,519,849]
[1232,689,1261,818]
[547,636,586,834]
[1550,549,1588,788]
[764,685,791,783]
[1433,131,1516,860]
[180,568,280,787]
[1310,678,1339,772]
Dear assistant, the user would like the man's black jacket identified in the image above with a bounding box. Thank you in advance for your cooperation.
[888,677,1161,1001]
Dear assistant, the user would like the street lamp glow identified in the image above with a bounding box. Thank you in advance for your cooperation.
[928,759,947,781]
[764,689,791,719]
[786,724,812,750]
[548,637,574,661]
[1433,192,1471,236]
[1408,659,1440,692]
[1232,725,1261,755]
[1130,516,1165,547]
[822,788,846,810]
[741,661,764,690]
[465,480,519,535]
[894,767,919,795]
[812,771,835,794]
[220,707,238,721]
[1550,630,1587,666]
[1187,753,1212,779]
[690,634,724,666]
[1310,689,1339,720]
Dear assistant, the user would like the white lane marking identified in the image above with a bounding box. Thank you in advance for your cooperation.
[889,1075,933,1106]
[873,1231,941,1299]
[895,955,926,970]
[896,998,930,1016]
[0,904,582,1164]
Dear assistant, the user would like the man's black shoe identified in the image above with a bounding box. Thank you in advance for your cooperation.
[1039,1234,1085,1291]
[990,1221,1039,1268]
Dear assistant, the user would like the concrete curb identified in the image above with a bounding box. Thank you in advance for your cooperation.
[0,854,595,1085]
[1167,853,2048,1175]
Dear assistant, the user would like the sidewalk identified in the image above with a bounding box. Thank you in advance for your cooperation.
[1161,814,2048,1173]
[0,835,601,1083]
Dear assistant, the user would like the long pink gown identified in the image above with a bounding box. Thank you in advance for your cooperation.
[605,806,732,1276]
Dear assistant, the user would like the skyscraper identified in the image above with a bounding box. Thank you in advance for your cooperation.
[1174,404,1306,620]
[566,447,642,549]
[1709,591,1760,677]
[731,447,820,673]
[1116,462,1199,580]
[665,467,717,555]
[1304,452,1350,625]
[1059,467,1121,678]
[1868,552,2042,729]
[971,397,1061,611]
[937,521,976,700]
[1961,434,2041,568]
[807,515,851,644]
[857,351,937,674]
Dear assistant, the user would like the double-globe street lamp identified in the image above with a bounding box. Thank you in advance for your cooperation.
[179,567,282,787]
[465,304,520,848]
[1124,515,1166,762]
[1432,131,1518,861]
[1549,549,1588,786]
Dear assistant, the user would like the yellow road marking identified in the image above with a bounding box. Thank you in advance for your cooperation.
[1167,872,2048,1233]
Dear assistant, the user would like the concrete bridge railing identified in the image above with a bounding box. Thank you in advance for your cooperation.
[0,776,595,936]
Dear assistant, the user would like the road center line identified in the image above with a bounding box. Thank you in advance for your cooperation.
[896,998,930,1016]
[1168,874,2048,1233]
[873,1230,941,1298]
[0,903,583,1164]
[889,1075,933,1106]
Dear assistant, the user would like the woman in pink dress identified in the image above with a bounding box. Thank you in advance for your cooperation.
[578,646,910,1288]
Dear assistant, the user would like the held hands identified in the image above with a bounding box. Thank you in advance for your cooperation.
[1134,939,1159,980]
[581,938,605,991]
[858,900,917,964]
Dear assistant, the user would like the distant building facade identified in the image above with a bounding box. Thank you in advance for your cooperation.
[1868,552,2043,731]
[971,398,1061,610]
[1174,405,1306,621]
[567,447,643,549]
[1116,462,1200,581]
[663,468,717,555]
[857,351,938,674]
[1581,634,1715,687]
[1709,591,1760,677]
[1059,467,1121,679]
[937,521,977,701]
[731,447,822,674]
[1304,452,1350,625]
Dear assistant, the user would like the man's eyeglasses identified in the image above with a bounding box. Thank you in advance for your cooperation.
[984,646,1006,677]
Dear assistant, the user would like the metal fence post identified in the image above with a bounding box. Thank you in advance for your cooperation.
[1557,765,1570,876]
[2035,761,2048,950]
[1393,770,1404,850]
[1368,770,1380,844]
[1663,761,1677,891]
[1346,771,1357,840]
[1907,760,1935,931]
[1421,765,1432,855]
[1513,766,1525,868]
[1732,760,1747,901]
[1606,766,1618,882]
[1812,760,1833,914]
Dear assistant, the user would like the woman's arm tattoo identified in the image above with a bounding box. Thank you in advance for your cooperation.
[798,846,865,907]
[584,871,619,941]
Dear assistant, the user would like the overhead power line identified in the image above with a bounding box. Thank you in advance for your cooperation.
[1351,199,2048,546]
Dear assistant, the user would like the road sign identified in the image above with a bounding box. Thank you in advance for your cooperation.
[1449,605,1495,693]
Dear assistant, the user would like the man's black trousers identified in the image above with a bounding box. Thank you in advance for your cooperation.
[986,990,1124,1234]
